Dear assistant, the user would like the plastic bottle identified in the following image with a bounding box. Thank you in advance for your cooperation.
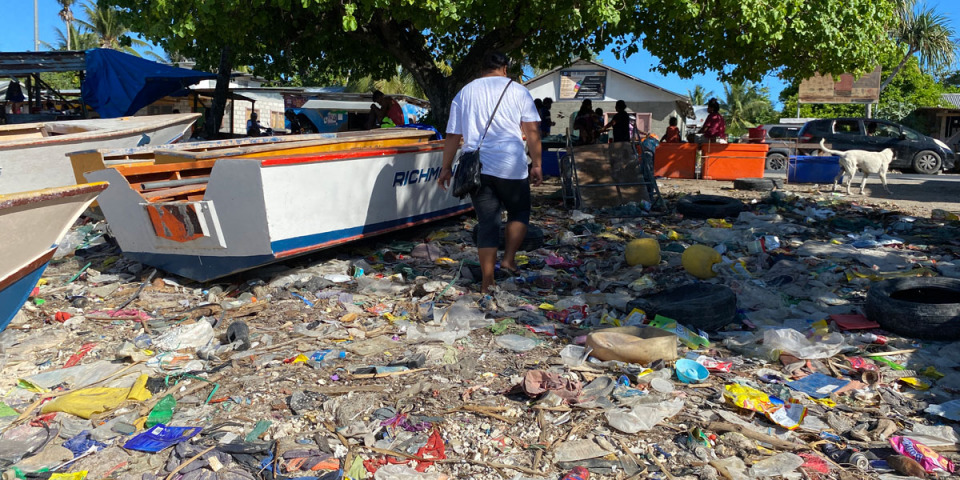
[146,395,176,428]
[310,349,347,366]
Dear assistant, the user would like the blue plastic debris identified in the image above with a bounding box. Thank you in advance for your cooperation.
[123,424,202,452]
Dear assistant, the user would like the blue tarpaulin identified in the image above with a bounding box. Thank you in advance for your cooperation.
[81,49,216,118]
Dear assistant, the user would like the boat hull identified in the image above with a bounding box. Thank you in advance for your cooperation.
[0,114,199,194]
[0,183,108,332]
[88,142,472,281]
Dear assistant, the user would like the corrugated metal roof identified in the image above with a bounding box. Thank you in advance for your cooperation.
[941,93,960,109]
[0,51,86,76]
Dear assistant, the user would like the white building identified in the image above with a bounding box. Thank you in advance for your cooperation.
[524,59,692,139]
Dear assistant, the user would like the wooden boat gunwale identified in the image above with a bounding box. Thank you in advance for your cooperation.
[0,113,201,150]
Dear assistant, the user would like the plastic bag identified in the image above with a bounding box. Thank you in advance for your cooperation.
[41,374,152,419]
[750,452,804,477]
[605,398,684,434]
[154,321,215,352]
[495,334,540,352]
[763,328,844,360]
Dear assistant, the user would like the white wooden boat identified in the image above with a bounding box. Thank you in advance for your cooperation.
[0,113,200,194]
[81,130,472,282]
[0,182,108,333]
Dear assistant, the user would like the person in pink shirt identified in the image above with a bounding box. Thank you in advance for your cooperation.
[373,90,405,127]
[698,98,726,142]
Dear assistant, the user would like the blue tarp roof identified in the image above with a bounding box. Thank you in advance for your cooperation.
[81,49,216,118]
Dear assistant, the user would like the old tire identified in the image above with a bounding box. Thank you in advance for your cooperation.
[765,153,788,171]
[913,150,942,175]
[733,178,776,191]
[626,283,737,331]
[472,224,545,252]
[676,194,744,219]
[865,277,960,340]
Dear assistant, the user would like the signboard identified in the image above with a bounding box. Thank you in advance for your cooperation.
[559,70,607,100]
[798,66,881,104]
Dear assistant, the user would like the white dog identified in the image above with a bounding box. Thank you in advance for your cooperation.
[819,139,894,195]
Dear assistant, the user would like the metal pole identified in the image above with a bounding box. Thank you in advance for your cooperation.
[34,0,39,51]
[866,103,873,119]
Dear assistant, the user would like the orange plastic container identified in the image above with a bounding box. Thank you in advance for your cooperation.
[701,143,768,180]
[653,143,698,179]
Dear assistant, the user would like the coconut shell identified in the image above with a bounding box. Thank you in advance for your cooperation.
[887,455,926,478]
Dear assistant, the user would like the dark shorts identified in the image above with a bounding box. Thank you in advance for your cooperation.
[471,174,531,248]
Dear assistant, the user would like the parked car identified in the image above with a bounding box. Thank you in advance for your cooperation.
[798,118,956,174]
[754,124,802,171]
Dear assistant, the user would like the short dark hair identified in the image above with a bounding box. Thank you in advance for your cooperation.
[615,100,626,112]
[482,52,511,71]
[669,117,678,126]
[707,98,720,113]
[543,98,553,106]
[372,90,384,102]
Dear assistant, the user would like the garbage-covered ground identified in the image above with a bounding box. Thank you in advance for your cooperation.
[3,178,960,480]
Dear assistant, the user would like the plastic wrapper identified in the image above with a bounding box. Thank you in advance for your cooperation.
[648,315,709,349]
[723,384,807,430]
[889,436,956,473]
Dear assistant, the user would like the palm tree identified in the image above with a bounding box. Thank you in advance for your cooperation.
[57,0,76,50]
[43,23,99,51]
[721,83,774,137]
[77,0,152,55]
[688,85,714,105]
[881,0,957,92]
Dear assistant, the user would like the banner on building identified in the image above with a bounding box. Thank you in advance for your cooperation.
[798,66,881,104]
[559,70,607,100]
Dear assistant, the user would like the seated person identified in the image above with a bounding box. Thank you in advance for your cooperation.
[662,117,682,143]
[246,112,264,137]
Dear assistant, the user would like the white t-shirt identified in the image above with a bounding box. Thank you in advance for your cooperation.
[446,76,540,180]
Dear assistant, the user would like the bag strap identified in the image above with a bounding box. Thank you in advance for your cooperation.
[477,79,514,149]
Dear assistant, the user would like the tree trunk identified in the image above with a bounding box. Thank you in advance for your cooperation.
[879,49,916,93]
[360,15,524,129]
[66,20,72,50]
[205,47,232,140]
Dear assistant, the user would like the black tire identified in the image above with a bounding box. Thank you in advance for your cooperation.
[913,150,942,175]
[733,178,776,191]
[865,277,960,340]
[471,224,545,251]
[626,283,738,331]
[676,194,744,219]
[765,153,788,171]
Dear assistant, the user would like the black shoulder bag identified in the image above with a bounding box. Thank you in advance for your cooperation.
[451,79,514,199]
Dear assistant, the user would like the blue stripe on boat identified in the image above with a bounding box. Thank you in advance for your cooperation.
[0,262,49,333]
[269,205,472,254]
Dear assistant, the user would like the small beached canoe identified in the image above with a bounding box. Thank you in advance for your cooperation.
[0,182,108,332]
[0,113,199,194]
[83,132,471,282]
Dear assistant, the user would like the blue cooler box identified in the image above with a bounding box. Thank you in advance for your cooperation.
[541,150,565,177]
[788,156,842,183]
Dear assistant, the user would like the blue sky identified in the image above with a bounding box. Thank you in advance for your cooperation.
[6,0,959,111]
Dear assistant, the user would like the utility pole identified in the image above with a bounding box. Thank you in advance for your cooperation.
[34,0,39,51]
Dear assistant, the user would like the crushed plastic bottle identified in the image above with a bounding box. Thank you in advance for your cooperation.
[145,395,176,428]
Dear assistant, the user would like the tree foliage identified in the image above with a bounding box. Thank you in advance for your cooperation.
[107,0,897,126]
[687,85,715,105]
[721,83,777,137]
